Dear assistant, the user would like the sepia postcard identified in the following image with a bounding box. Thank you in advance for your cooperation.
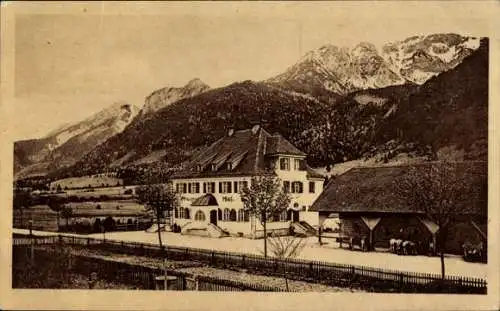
[1,1,499,310]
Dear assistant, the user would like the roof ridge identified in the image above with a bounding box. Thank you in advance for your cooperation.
[254,128,264,172]
[343,160,487,172]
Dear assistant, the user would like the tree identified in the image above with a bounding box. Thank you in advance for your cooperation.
[396,162,485,279]
[60,206,73,229]
[265,233,306,291]
[47,196,64,231]
[136,183,179,248]
[240,176,291,258]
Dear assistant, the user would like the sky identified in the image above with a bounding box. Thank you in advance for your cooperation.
[6,1,496,140]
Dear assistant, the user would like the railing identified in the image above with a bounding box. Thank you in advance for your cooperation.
[12,234,487,293]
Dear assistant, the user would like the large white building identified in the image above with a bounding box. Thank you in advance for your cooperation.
[170,125,325,238]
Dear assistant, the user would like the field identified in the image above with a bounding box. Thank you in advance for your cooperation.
[49,175,124,190]
[66,200,147,216]
[13,206,59,231]
[14,200,149,231]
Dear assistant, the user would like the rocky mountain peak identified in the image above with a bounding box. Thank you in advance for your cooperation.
[14,101,140,179]
[185,78,208,89]
[268,33,480,95]
[381,33,480,84]
[142,79,210,115]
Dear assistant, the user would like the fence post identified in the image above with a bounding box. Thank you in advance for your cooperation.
[30,237,35,265]
[242,255,246,268]
[87,237,90,245]
[195,276,199,291]
[211,251,215,265]
[399,273,404,291]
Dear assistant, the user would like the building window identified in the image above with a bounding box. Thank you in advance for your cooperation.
[184,208,190,219]
[280,158,290,170]
[188,182,200,194]
[223,208,230,221]
[233,181,238,194]
[204,182,216,193]
[294,159,301,170]
[218,208,222,221]
[219,181,232,193]
[195,210,206,221]
[291,181,303,193]
[176,183,188,194]
[179,208,184,219]
[229,209,237,221]
[272,213,280,222]
[244,210,249,222]
[237,210,244,222]
[309,181,315,193]
[237,181,248,193]
[174,208,178,218]
[279,210,287,222]
[283,181,290,193]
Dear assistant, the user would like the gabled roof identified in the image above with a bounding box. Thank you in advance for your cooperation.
[171,126,322,180]
[266,134,306,157]
[310,161,487,215]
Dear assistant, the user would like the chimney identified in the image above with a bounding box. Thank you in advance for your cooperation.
[251,124,260,134]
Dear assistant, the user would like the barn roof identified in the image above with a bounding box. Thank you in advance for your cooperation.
[309,161,487,215]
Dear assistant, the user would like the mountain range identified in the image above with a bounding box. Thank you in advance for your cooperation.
[14,102,139,179]
[268,33,480,95]
[14,33,488,183]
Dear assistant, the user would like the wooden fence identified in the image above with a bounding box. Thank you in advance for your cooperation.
[12,246,284,292]
[12,234,487,293]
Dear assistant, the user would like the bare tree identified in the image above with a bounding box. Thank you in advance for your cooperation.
[265,233,307,291]
[396,161,484,279]
[136,183,179,248]
[241,176,291,258]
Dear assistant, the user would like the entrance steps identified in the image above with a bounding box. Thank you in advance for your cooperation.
[146,223,171,233]
[207,223,229,238]
[291,221,317,237]
[180,222,228,238]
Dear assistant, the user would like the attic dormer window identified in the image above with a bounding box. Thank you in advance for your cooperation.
[226,163,232,170]
[211,164,217,171]
[196,165,202,172]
